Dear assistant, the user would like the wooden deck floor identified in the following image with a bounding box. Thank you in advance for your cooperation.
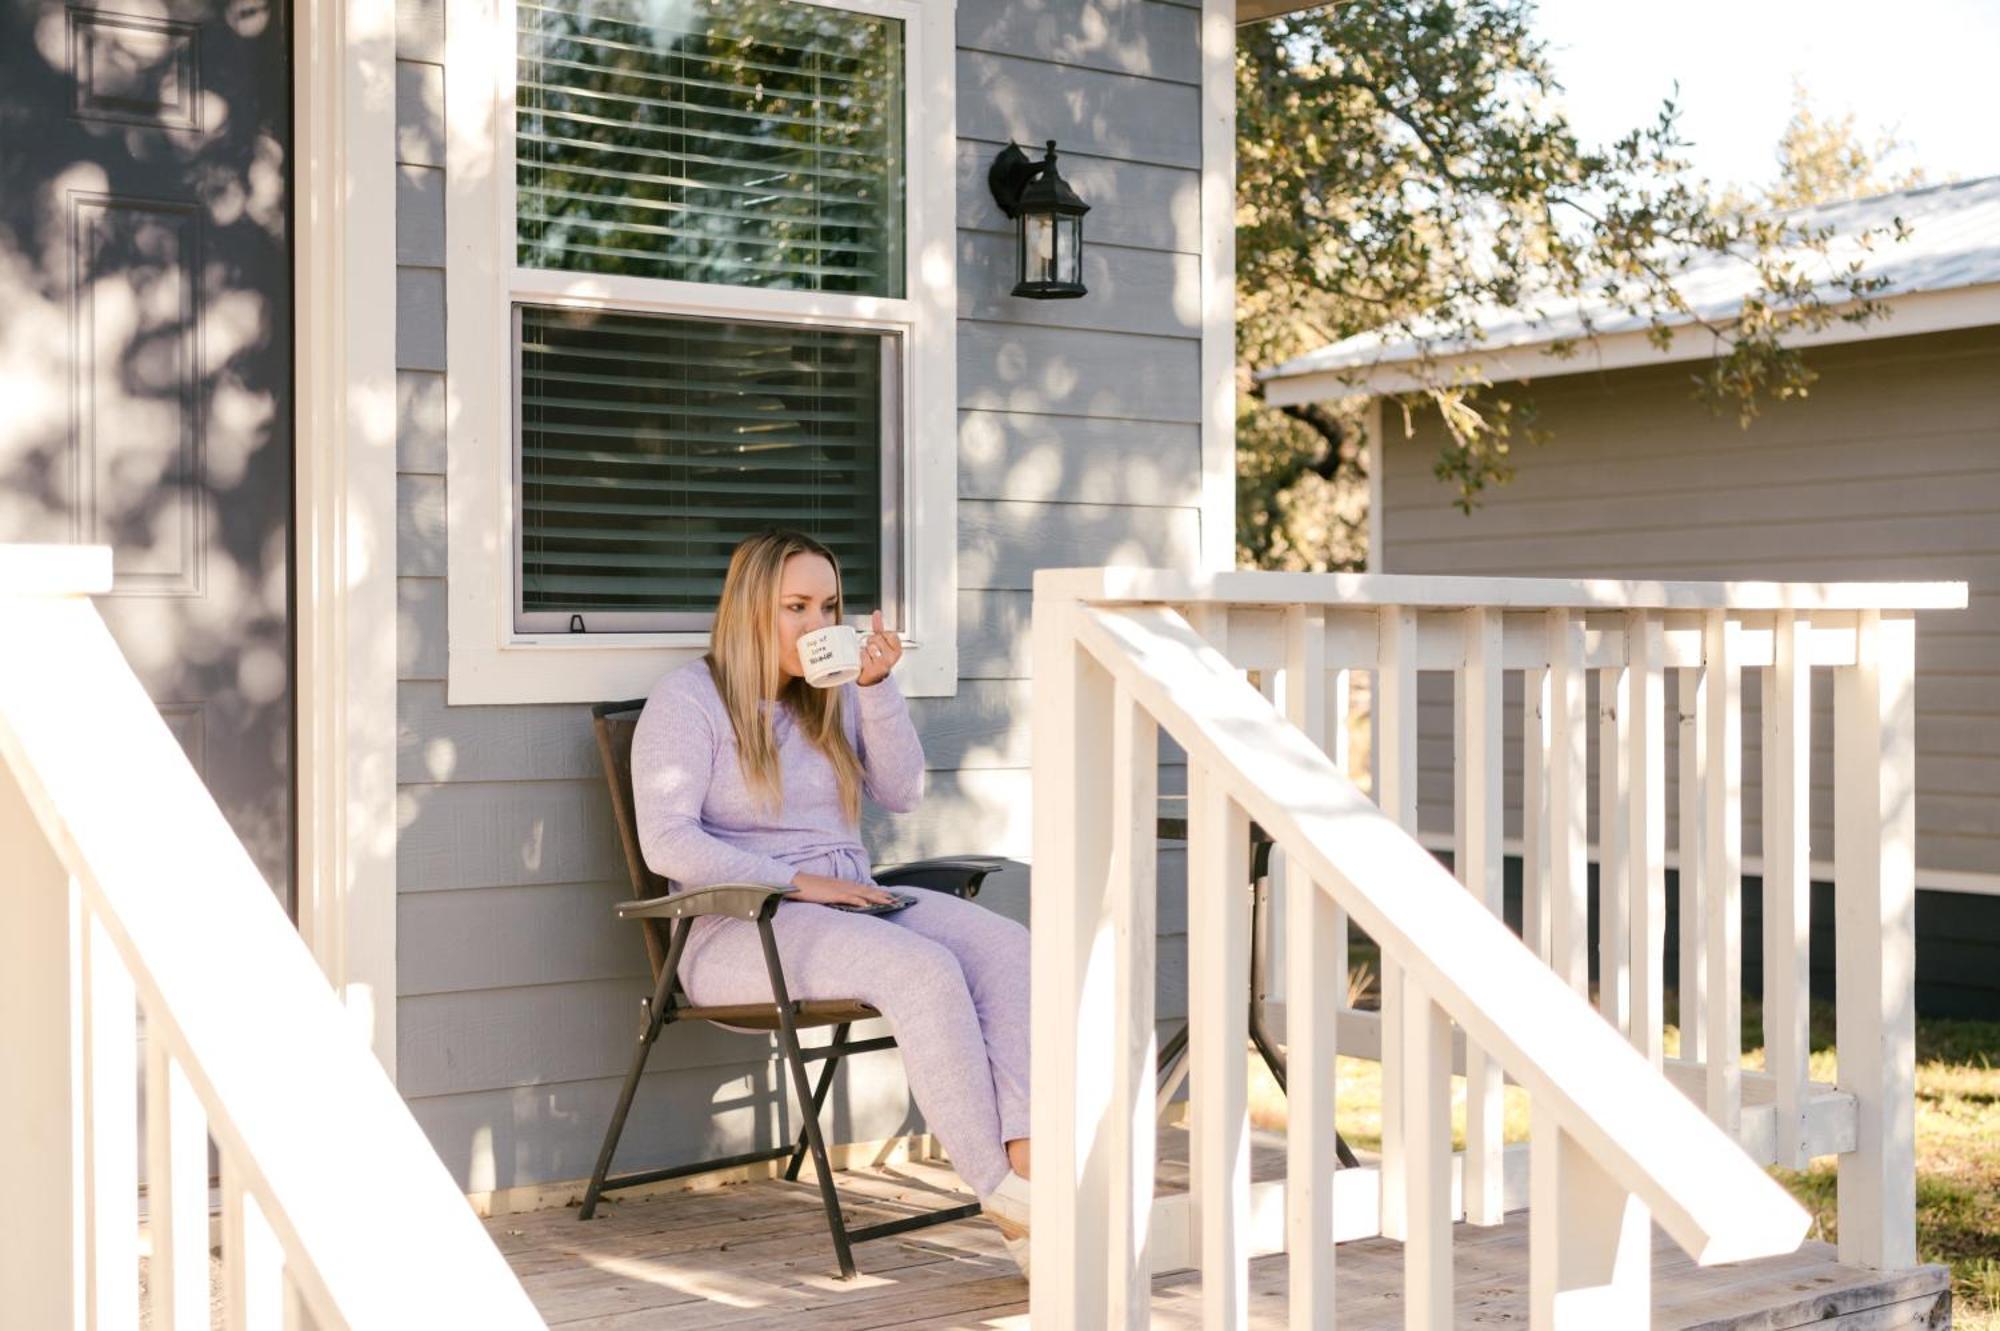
[488,1128,1950,1329]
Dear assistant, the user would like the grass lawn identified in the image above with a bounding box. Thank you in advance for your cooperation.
[1245,983,2000,1328]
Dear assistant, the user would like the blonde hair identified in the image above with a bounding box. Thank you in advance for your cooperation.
[705,530,866,825]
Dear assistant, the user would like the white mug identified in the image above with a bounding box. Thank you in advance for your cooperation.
[796,624,862,688]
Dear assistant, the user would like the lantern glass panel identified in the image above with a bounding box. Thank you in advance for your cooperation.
[1059,214,1083,286]
[1026,213,1056,284]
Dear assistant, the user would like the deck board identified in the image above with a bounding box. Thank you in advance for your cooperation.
[488,1126,1949,1329]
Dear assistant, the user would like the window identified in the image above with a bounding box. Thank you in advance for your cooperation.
[512,0,907,634]
[514,0,907,296]
[514,306,900,631]
[446,0,956,702]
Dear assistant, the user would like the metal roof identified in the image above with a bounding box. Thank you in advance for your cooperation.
[1237,0,1336,22]
[1259,174,2000,387]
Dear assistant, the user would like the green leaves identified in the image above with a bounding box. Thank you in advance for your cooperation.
[1236,3,1907,565]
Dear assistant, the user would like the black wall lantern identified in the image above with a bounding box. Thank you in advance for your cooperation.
[988,139,1090,299]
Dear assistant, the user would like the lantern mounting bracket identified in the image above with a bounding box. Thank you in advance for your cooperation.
[988,140,1053,219]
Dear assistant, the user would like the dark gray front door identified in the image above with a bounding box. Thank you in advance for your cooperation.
[0,0,294,905]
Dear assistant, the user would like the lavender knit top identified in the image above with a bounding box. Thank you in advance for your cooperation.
[631,658,925,892]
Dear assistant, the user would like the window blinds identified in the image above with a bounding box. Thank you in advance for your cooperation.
[516,304,891,627]
[516,0,907,297]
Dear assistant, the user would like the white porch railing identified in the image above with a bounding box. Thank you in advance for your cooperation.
[1029,568,1965,1330]
[0,546,544,1330]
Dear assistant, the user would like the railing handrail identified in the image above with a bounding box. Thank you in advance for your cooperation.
[0,574,543,1327]
[1039,565,1969,613]
[1070,599,1811,1266]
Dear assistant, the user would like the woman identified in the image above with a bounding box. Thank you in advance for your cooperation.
[630,530,1033,1272]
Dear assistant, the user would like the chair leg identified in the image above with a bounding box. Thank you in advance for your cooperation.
[580,919,693,1220]
[759,919,859,1281]
[1156,1021,1192,1120]
[785,1022,850,1183]
[1249,872,1362,1170]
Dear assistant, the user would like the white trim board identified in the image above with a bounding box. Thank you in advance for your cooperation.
[1364,396,1384,573]
[444,0,959,704]
[292,0,400,1072]
[1263,282,2000,406]
[1198,0,1239,573]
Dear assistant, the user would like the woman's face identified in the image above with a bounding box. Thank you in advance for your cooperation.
[773,552,840,679]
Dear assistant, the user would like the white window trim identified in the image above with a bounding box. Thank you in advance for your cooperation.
[445,0,959,704]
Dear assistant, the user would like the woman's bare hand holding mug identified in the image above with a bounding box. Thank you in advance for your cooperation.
[856,609,903,686]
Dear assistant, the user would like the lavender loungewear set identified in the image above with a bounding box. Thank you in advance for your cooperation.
[630,660,1030,1199]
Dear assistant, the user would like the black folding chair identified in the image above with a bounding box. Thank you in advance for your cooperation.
[577,699,1008,1281]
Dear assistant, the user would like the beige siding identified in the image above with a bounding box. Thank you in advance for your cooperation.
[1381,325,2000,883]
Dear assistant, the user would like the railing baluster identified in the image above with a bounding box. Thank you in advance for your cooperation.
[1677,666,1708,1063]
[1528,1101,1651,1329]
[1548,612,1589,997]
[1108,683,1158,1330]
[1329,663,1353,1012]
[1457,608,1506,1225]
[1626,612,1668,1068]
[223,1159,285,1331]
[1189,766,1252,1329]
[1703,611,1745,1133]
[1764,613,1813,1170]
[1834,610,1918,1270]
[1403,980,1455,1331]
[1028,588,1117,1326]
[1375,605,1420,1243]
[146,1041,212,1331]
[0,764,82,1328]
[85,909,140,1331]
[1524,664,1551,965]
[1281,606,1338,1328]
[1597,657,1631,1036]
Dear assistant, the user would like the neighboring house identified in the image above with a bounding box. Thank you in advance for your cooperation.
[1259,176,2000,1017]
[0,0,1307,1203]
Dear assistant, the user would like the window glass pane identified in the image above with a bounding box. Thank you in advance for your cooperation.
[517,0,906,297]
[516,303,889,627]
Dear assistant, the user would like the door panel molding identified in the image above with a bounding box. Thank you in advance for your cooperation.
[71,194,205,595]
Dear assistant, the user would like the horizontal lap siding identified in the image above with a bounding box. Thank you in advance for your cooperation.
[1381,326,2000,1015]
[394,0,1212,1189]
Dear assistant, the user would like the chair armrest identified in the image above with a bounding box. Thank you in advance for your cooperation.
[871,855,1011,900]
[617,883,792,923]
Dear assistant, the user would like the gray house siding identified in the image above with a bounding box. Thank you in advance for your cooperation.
[1380,324,2000,1014]
[393,0,1215,1193]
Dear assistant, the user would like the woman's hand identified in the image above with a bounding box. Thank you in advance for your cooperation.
[856,609,903,686]
[788,872,900,909]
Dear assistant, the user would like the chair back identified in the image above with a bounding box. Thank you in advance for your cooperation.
[591,698,673,982]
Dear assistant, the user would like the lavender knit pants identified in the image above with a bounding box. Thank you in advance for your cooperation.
[676,854,1031,1199]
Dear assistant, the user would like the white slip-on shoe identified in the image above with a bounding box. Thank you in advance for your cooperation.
[999,1230,1031,1280]
[981,1171,1031,1278]
[981,1170,1031,1233]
